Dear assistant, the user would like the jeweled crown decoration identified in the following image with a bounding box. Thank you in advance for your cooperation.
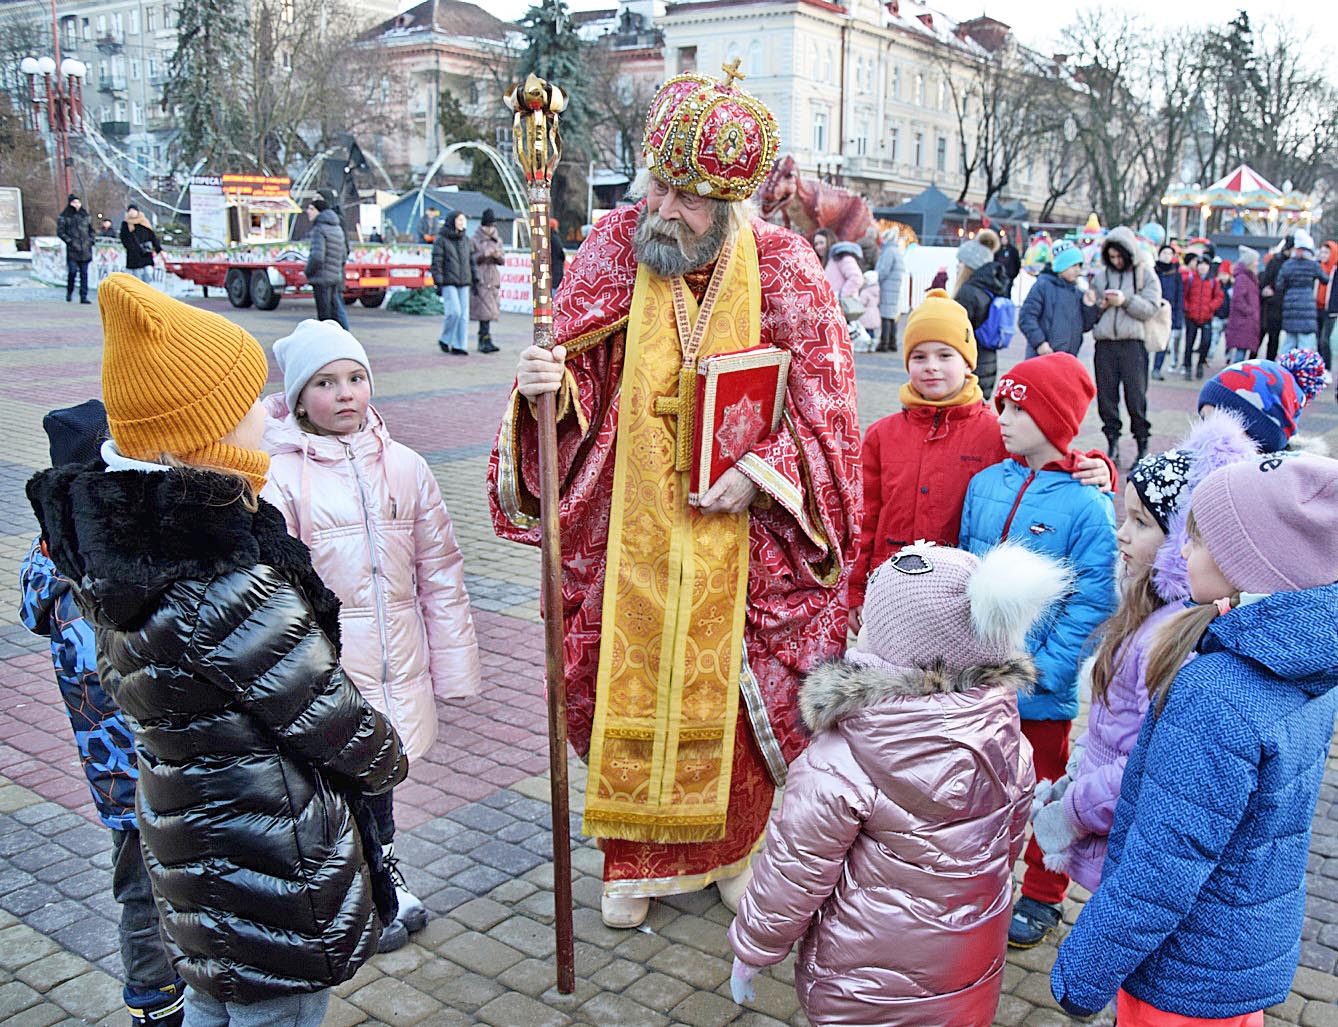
[642,59,780,203]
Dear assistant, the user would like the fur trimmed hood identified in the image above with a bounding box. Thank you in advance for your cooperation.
[800,655,1036,733]
[1102,225,1151,271]
[26,462,341,646]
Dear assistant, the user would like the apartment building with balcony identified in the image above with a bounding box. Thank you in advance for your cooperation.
[660,0,1088,227]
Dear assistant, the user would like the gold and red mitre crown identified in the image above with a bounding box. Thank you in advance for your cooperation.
[642,61,780,203]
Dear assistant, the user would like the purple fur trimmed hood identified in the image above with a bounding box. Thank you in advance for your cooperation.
[1151,411,1259,601]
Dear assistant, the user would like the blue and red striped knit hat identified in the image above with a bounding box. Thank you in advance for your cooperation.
[1196,351,1326,453]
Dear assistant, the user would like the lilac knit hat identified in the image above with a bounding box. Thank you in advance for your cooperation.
[1138,410,1260,603]
[1191,452,1338,594]
[850,541,1070,674]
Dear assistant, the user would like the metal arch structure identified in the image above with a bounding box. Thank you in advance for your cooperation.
[412,141,531,243]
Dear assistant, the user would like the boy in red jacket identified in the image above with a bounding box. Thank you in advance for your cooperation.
[850,290,1113,631]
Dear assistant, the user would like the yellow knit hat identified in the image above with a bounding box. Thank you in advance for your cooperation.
[902,288,977,370]
[98,273,270,492]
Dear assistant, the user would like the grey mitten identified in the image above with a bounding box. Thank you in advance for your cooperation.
[1033,798,1079,870]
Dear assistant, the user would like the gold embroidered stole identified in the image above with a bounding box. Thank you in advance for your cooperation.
[582,229,761,844]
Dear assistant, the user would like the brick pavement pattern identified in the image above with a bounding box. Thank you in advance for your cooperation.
[0,289,1335,1026]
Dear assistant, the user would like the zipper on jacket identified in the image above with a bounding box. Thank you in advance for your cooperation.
[1000,469,1037,539]
[343,439,394,715]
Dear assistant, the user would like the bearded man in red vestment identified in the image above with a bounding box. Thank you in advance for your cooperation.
[488,64,861,929]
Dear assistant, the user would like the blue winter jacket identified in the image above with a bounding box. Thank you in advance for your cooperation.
[1018,270,1101,357]
[1155,262,1185,329]
[1277,256,1323,333]
[959,459,1117,720]
[19,537,138,830]
[1052,587,1338,1018]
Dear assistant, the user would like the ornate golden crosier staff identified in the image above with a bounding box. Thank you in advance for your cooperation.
[504,72,575,996]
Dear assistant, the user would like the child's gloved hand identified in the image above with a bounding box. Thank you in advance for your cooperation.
[1030,774,1071,820]
[730,956,759,1004]
[1033,797,1079,857]
[1065,744,1085,780]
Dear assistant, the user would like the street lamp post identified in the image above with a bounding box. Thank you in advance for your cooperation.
[19,53,87,205]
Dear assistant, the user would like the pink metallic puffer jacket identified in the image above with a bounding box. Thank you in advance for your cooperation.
[261,397,480,762]
[729,657,1035,1026]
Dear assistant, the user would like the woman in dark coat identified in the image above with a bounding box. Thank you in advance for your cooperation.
[431,210,476,355]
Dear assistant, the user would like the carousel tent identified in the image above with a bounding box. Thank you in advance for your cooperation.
[1204,164,1281,207]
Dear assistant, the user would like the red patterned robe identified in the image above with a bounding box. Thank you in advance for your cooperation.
[488,203,861,892]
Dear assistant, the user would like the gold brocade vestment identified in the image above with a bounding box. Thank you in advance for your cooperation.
[581,229,761,844]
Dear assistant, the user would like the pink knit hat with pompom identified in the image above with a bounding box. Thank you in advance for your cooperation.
[850,541,1071,674]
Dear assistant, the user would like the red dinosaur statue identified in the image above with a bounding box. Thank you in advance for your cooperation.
[758,155,877,247]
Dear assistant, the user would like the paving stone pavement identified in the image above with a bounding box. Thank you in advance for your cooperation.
[0,284,1335,1025]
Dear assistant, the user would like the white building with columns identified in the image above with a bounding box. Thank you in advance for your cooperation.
[659,0,1087,228]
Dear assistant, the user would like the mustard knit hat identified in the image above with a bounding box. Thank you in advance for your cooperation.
[903,288,977,370]
[98,273,270,491]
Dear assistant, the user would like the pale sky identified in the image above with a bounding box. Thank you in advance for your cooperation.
[483,0,1338,72]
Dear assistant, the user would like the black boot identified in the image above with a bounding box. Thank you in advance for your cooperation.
[1130,441,1148,470]
[1106,437,1120,460]
[478,322,499,353]
[1196,361,1206,380]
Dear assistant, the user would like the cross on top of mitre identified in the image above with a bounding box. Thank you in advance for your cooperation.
[720,58,746,89]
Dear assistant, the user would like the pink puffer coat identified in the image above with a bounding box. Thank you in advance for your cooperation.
[261,397,481,761]
[729,657,1035,1025]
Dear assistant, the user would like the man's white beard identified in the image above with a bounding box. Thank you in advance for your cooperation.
[632,205,730,278]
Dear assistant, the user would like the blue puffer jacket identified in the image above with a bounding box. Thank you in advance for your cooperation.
[18,537,138,830]
[1018,270,1101,357]
[1277,256,1323,334]
[1052,587,1338,1018]
[959,459,1117,720]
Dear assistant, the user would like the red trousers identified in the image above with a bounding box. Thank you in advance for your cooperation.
[1117,990,1263,1026]
[1021,718,1071,904]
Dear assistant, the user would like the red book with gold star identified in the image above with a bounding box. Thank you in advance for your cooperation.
[690,345,791,505]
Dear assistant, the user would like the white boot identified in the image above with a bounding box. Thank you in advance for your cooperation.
[383,843,428,933]
[716,861,754,913]
[601,894,651,929]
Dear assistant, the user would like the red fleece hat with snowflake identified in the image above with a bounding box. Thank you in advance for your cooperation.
[993,352,1096,453]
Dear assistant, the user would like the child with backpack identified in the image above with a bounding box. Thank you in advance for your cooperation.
[958,352,1120,949]
[1052,452,1338,1025]
[263,319,482,949]
[952,229,1013,399]
[729,541,1065,1025]
[1029,411,1257,891]
[25,274,407,1026]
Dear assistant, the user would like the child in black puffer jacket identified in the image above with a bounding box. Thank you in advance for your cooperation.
[26,273,407,1027]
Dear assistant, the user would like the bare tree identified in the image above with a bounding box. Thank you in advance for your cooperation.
[583,62,657,182]
[168,0,409,174]
[1246,20,1338,195]
[939,41,1058,210]
[1058,11,1206,227]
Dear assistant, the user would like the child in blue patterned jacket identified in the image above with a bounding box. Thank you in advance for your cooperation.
[19,400,184,1027]
[1052,452,1338,1026]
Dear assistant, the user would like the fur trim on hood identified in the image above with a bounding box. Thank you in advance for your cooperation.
[1102,225,1150,271]
[25,462,343,647]
[799,655,1036,732]
[1152,410,1259,602]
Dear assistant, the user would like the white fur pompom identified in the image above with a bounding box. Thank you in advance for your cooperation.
[966,543,1072,652]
